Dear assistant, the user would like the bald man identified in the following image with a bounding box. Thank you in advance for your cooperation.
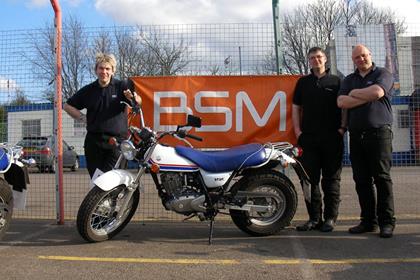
[337,44,395,238]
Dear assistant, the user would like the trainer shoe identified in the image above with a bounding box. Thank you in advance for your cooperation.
[296,220,321,231]
[320,219,335,232]
[348,223,378,234]
[379,225,394,238]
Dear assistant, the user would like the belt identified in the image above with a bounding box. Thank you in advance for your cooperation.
[350,125,391,138]
[87,132,122,141]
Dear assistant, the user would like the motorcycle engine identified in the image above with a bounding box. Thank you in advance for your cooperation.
[160,172,205,214]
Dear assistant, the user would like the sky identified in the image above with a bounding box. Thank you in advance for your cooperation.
[1,0,420,31]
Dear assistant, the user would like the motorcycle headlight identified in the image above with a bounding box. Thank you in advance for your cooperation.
[120,140,136,160]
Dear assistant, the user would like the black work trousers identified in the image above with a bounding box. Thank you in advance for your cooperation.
[84,132,121,178]
[298,131,343,222]
[349,125,395,227]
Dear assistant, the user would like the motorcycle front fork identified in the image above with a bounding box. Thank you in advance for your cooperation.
[114,166,145,221]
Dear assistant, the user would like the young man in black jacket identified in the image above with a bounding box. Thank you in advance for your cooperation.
[293,47,345,232]
[64,53,142,178]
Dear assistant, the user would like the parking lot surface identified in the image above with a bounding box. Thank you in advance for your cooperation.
[1,218,419,280]
[2,166,420,279]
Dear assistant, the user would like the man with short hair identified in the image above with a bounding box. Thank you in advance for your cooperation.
[64,53,142,178]
[293,47,345,232]
[337,44,396,238]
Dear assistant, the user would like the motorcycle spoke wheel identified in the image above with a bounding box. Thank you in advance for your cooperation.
[229,171,297,236]
[77,186,139,242]
[0,202,11,227]
[90,191,133,235]
[246,185,286,226]
[0,181,13,240]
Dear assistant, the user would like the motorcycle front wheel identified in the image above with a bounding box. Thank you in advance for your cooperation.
[77,185,139,242]
[229,170,297,236]
[0,180,13,240]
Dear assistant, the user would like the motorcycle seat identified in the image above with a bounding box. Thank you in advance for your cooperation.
[175,143,267,173]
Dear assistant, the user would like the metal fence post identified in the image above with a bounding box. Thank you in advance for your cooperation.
[272,0,283,74]
[50,0,64,225]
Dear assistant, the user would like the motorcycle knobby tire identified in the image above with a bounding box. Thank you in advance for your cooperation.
[229,170,297,236]
[76,185,139,242]
[0,179,13,240]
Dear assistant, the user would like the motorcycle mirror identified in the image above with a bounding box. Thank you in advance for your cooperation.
[186,115,201,128]
[27,158,36,167]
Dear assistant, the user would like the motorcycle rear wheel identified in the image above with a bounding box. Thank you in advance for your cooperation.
[229,170,297,236]
[77,185,139,242]
[0,180,13,240]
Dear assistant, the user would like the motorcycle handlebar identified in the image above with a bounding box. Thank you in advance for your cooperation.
[130,94,141,114]
[185,134,203,142]
[176,129,202,142]
[21,158,36,167]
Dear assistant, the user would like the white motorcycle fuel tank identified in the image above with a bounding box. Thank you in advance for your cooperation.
[149,144,199,172]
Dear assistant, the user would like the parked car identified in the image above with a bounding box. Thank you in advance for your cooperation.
[17,136,79,173]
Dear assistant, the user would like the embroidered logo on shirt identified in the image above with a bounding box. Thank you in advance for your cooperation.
[366,81,374,85]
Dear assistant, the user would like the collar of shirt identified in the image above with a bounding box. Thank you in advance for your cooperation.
[310,68,331,76]
[354,62,377,77]
[94,76,117,88]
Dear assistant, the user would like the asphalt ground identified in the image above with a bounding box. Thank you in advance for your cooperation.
[1,219,419,280]
[1,166,420,280]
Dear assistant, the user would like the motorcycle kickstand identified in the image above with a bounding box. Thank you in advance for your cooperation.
[208,217,215,245]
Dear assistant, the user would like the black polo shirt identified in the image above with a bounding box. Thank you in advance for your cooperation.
[293,70,342,134]
[66,77,131,137]
[339,64,393,131]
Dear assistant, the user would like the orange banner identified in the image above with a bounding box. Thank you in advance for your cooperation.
[130,75,299,148]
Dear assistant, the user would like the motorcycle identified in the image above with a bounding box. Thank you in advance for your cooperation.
[0,143,35,240]
[77,101,311,244]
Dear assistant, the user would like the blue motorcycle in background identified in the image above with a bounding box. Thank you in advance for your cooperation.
[0,143,35,240]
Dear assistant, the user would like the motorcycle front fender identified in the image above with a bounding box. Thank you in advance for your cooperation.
[93,169,136,191]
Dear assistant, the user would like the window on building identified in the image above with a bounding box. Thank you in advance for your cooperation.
[22,119,41,137]
[397,109,410,129]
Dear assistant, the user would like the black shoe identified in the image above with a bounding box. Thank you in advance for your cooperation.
[348,223,378,234]
[320,219,335,232]
[296,220,321,231]
[379,225,394,238]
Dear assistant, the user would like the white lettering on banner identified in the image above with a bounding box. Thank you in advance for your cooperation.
[195,91,232,132]
[236,91,287,132]
[154,91,193,131]
[153,90,287,132]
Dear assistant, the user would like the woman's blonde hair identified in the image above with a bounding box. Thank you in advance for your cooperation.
[95,52,117,72]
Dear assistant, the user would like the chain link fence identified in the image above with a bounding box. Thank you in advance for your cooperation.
[0,22,419,221]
